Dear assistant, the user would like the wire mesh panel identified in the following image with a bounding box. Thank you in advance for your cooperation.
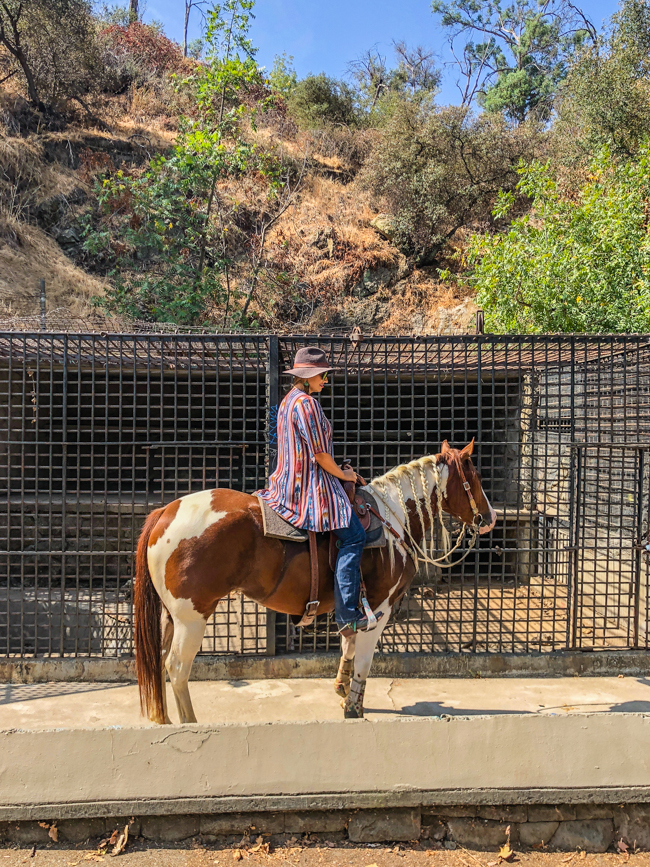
[569,445,650,650]
[0,334,270,658]
[1,332,650,660]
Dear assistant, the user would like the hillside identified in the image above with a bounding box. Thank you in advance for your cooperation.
[0,88,477,335]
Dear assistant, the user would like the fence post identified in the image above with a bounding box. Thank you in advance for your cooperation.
[264,335,280,656]
[266,334,279,480]
[39,279,46,331]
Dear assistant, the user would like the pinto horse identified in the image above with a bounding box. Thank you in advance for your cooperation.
[134,439,496,723]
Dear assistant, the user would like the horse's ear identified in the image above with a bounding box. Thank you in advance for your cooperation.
[460,438,475,458]
[441,440,450,455]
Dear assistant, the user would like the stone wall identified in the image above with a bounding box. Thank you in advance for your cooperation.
[1,804,648,850]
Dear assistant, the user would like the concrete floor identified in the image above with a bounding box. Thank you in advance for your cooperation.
[1,675,649,730]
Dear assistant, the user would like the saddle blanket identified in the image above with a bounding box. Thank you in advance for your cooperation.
[257,490,386,549]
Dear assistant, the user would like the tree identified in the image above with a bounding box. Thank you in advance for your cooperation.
[128,0,138,23]
[287,73,358,128]
[555,0,650,158]
[431,0,595,122]
[360,101,539,263]
[183,0,207,58]
[89,0,302,327]
[392,41,440,97]
[0,0,99,109]
[348,42,440,115]
[466,146,650,333]
[268,52,297,98]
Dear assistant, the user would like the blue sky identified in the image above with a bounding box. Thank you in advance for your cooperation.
[143,0,623,105]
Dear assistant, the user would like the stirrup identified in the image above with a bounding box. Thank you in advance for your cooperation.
[337,611,384,638]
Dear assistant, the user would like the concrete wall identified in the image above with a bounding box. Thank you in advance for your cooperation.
[2,713,650,817]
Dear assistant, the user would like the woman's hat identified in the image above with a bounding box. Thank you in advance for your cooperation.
[284,346,336,377]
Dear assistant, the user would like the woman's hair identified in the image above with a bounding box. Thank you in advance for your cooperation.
[292,376,310,393]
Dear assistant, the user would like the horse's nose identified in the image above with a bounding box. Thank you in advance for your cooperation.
[479,505,497,535]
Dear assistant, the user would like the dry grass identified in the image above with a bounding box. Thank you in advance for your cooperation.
[377,270,478,335]
[264,175,399,296]
[0,215,107,320]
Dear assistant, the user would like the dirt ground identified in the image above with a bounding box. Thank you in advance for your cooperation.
[0,836,646,867]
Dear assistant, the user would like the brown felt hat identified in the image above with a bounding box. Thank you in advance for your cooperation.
[283,346,336,377]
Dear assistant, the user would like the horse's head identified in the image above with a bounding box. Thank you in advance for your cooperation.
[437,439,497,535]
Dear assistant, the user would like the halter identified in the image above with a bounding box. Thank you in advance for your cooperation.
[451,451,484,530]
[372,453,484,570]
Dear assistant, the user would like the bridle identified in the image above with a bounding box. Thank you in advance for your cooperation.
[372,453,486,570]
[452,451,485,531]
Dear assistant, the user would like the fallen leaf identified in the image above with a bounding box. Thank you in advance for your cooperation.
[111,825,129,857]
[498,842,514,862]
[48,826,58,843]
[488,862,499,866]
[580,852,586,860]
[29,847,36,859]
[38,824,49,830]
[562,856,575,863]
[233,851,243,862]
[617,840,629,854]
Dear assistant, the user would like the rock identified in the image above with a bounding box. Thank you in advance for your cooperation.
[424,806,475,819]
[140,814,200,841]
[528,805,577,822]
[575,805,614,820]
[519,822,559,847]
[35,189,87,230]
[347,808,420,843]
[477,806,527,823]
[52,225,84,257]
[550,820,614,853]
[370,214,396,242]
[5,822,53,844]
[58,818,108,842]
[107,817,141,837]
[613,805,650,849]
[352,267,394,299]
[284,811,347,833]
[447,818,514,849]
[200,812,284,836]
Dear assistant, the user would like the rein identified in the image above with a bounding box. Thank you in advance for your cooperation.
[371,457,482,570]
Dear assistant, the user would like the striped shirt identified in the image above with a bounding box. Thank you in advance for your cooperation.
[256,388,351,532]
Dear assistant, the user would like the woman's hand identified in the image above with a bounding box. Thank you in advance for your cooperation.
[314,453,359,483]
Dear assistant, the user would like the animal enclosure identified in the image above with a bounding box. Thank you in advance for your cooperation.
[0,332,648,661]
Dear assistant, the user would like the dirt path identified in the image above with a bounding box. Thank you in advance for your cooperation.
[0,836,646,867]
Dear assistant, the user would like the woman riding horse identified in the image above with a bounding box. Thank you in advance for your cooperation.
[255,347,377,637]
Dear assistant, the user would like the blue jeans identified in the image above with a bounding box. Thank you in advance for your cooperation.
[332,511,366,626]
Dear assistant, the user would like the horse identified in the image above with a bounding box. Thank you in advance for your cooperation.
[134,439,497,723]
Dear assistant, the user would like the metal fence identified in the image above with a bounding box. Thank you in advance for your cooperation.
[1,332,649,660]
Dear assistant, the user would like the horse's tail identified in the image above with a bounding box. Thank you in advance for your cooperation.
[134,506,166,720]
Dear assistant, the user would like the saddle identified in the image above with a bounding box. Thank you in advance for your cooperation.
[256,482,387,628]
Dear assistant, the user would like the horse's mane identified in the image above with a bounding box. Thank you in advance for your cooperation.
[370,453,439,488]
[368,452,449,570]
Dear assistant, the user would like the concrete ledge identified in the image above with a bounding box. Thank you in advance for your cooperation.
[2,650,650,683]
[2,713,650,812]
[5,789,650,823]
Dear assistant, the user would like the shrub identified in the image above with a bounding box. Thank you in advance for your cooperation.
[360,101,541,263]
[0,0,101,108]
[468,145,650,333]
[287,73,358,129]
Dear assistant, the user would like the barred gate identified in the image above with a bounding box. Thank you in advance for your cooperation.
[1,332,649,661]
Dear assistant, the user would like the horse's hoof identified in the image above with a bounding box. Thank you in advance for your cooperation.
[344,707,363,719]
